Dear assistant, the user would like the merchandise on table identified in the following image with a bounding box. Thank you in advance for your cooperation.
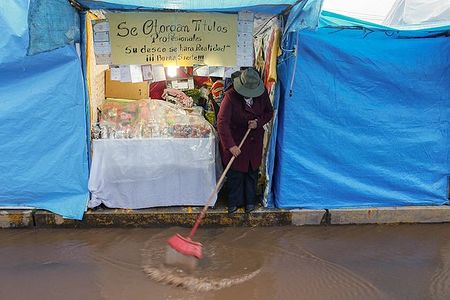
[94,99,212,139]
[204,110,216,127]
[162,88,194,108]
[183,89,204,106]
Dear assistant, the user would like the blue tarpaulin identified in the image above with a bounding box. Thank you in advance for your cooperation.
[319,10,393,30]
[273,29,450,209]
[0,1,89,219]
[319,10,450,34]
[28,0,81,55]
[0,0,29,64]
[76,0,296,13]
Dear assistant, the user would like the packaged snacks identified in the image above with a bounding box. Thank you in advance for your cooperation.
[95,99,212,139]
[161,88,194,108]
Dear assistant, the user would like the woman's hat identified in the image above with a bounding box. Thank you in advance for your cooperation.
[233,68,264,98]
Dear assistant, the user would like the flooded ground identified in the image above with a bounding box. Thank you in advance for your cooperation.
[1,224,450,300]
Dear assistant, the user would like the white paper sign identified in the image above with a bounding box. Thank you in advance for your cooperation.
[93,42,111,55]
[141,65,153,81]
[119,65,132,82]
[95,54,112,65]
[237,11,254,67]
[94,31,109,42]
[224,66,240,78]
[193,65,210,77]
[238,11,254,22]
[238,21,253,34]
[93,21,109,32]
[171,80,189,90]
[237,55,253,67]
[92,20,112,65]
[110,67,121,81]
[152,65,166,82]
[129,64,143,83]
[209,66,225,78]
[119,65,143,83]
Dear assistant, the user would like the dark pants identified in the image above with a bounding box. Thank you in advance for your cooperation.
[227,166,258,209]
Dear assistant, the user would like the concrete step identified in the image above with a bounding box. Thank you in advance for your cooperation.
[1,206,449,228]
[33,207,292,228]
[329,206,450,225]
[0,210,34,228]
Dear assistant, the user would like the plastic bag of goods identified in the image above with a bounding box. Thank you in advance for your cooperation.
[94,99,212,139]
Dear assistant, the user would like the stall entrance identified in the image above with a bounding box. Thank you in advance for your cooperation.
[83,9,283,210]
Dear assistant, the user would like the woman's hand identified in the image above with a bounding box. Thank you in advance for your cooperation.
[248,119,258,129]
[229,146,241,157]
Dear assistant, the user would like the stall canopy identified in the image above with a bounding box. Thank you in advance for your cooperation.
[319,10,394,30]
[384,0,450,30]
[75,0,298,13]
[272,13,450,209]
[0,0,89,219]
[320,0,450,31]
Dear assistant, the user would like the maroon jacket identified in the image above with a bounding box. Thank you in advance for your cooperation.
[217,87,274,172]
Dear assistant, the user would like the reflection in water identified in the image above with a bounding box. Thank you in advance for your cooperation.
[266,236,386,299]
[0,225,450,299]
[141,231,263,291]
[143,265,260,292]
[430,240,450,299]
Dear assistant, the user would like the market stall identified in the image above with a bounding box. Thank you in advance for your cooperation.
[85,8,281,209]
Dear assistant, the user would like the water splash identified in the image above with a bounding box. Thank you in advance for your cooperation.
[143,265,260,292]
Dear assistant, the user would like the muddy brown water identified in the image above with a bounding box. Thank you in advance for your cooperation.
[1,225,450,300]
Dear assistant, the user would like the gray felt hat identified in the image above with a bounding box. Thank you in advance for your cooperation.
[233,68,264,98]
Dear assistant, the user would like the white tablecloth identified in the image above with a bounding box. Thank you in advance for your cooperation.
[88,137,217,209]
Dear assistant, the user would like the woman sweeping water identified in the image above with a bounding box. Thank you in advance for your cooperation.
[217,68,274,214]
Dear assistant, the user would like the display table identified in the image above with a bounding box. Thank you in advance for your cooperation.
[88,137,217,209]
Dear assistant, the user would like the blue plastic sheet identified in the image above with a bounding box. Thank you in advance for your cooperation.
[0,0,29,64]
[284,0,323,33]
[274,29,450,209]
[76,0,295,13]
[28,0,80,55]
[0,0,88,219]
[319,10,450,34]
[319,10,393,30]
[0,46,89,219]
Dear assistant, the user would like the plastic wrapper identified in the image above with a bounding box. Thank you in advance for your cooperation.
[88,99,223,209]
[162,88,193,108]
[94,99,212,139]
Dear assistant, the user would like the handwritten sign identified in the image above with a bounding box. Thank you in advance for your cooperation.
[109,12,237,66]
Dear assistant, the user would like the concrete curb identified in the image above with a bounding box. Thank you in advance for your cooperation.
[0,210,33,228]
[290,209,327,225]
[329,206,450,225]
[33,208,292,228]
[0,206,449,228]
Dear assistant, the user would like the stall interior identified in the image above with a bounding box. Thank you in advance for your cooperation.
[85,10,282,209]
[95,65,231,139]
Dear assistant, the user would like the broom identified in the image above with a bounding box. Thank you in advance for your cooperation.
[165,128,252,271]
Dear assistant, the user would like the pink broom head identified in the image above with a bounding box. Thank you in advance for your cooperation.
[167,234,203,259]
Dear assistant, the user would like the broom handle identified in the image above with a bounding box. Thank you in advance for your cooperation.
[188,128,252,239]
